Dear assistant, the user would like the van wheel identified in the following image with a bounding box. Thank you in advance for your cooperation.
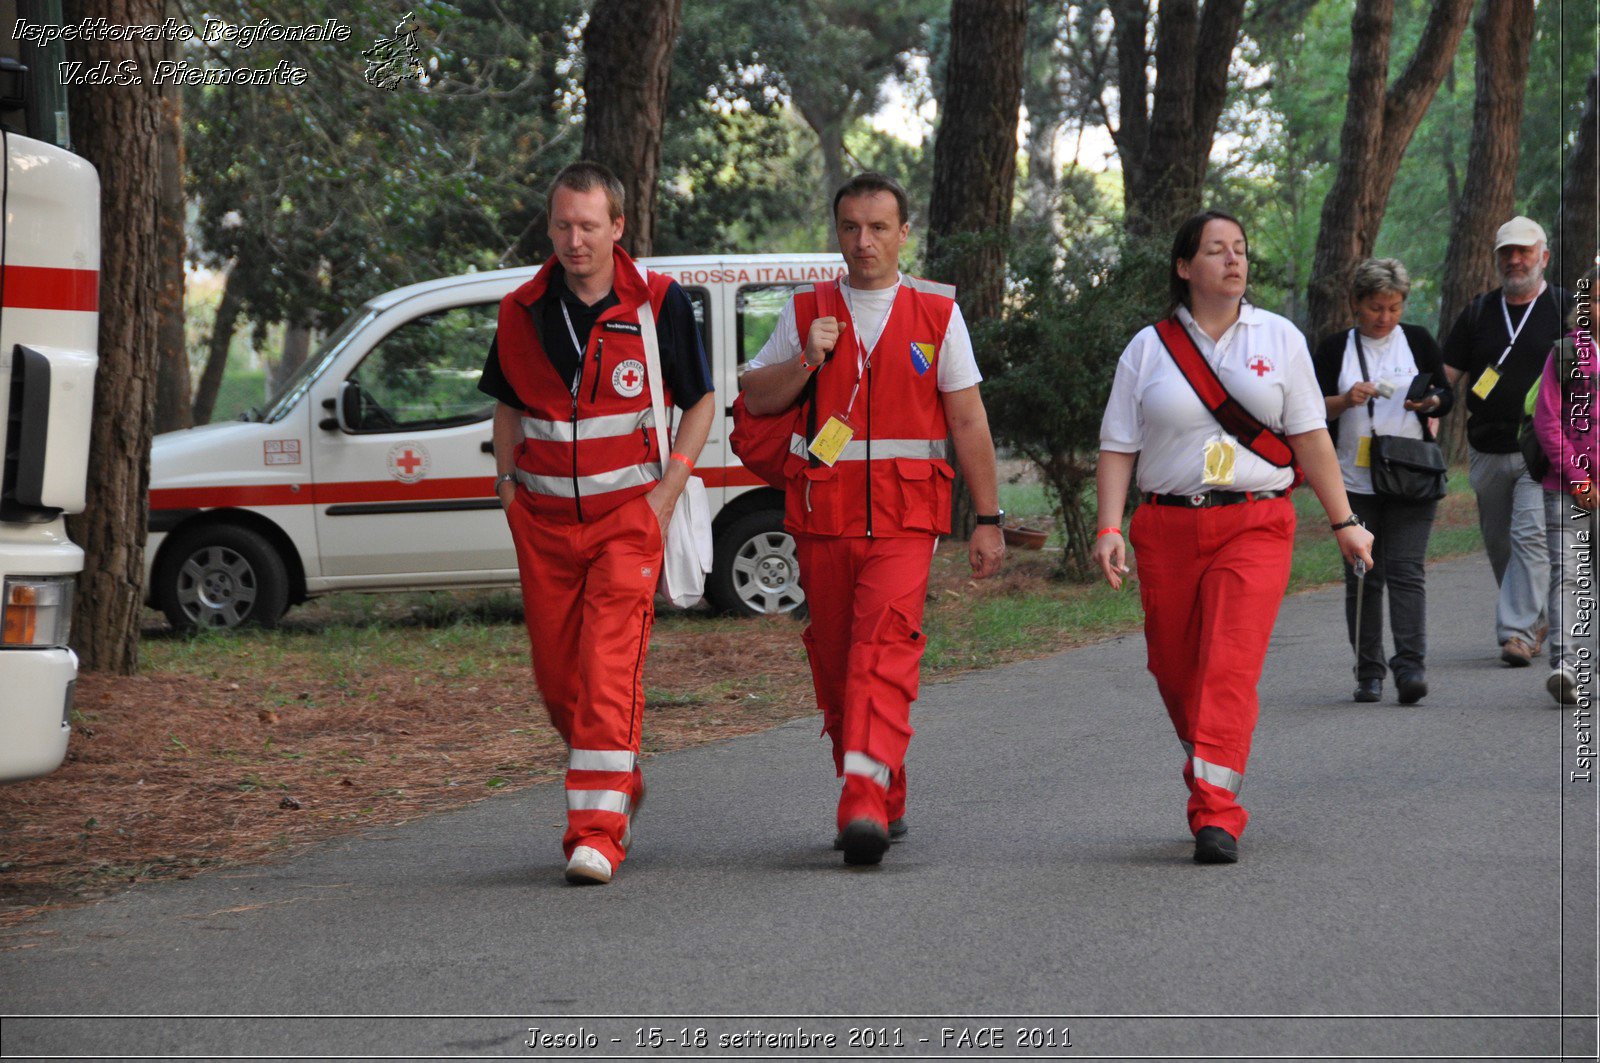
[156,524,290,632]
[708,509,805,618]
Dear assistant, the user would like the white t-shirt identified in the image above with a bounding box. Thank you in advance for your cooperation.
[1099,304,1326,495]
[1333,327,1425,495]
[745,274,983,393]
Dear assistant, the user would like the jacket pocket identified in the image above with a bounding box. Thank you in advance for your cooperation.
[894,457,954,533]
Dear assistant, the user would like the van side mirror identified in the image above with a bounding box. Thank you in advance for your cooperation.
[317,381,359,431]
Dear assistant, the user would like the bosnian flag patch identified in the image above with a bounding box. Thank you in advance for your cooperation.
[909,341,933,375]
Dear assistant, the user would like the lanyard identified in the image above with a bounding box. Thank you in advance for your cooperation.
[840,280,897,419]
[559,300,585,397]
[1494,284,1545,368]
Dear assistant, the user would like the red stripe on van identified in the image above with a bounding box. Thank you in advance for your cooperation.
[3,265,99,312]
[149,470,769,511]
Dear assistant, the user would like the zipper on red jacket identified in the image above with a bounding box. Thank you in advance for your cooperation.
[865,358,874,538]
[589,338,604,403]
[569,359,586,522]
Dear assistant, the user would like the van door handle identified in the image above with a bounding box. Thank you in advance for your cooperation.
[481,442,494,454]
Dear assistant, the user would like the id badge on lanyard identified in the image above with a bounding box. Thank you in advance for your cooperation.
[1474,291,1541,400]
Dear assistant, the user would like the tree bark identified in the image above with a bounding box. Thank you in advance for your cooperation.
[1553,68,1598,294]
[1307,0,1473,343]
[61,0,165,675]
[152,5,191,435]
[580,0,683,257]
[927,0,1027,537]
[1114,0,1247,236]
[191,270,242,426]
[1437,0,1536,461]
[273,322,312,394]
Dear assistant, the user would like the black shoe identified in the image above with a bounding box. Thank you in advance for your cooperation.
[1395,671,1428,705]
[834,816,908,850]
[839,819,890,865]
[1193,826,1239,864]
[1353,678,1382,703]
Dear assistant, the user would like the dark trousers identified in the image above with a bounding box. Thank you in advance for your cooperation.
[1342,492,1438,680]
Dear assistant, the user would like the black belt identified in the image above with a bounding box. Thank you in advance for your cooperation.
[1146,489,1288,508]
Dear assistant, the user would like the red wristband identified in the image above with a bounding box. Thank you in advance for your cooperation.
[670,452,694,471]
[1097,527,1122,539]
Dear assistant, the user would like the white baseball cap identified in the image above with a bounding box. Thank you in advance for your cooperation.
[1494,216,1547,250]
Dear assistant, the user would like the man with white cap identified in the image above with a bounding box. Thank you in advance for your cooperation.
[1443,216,1571,666]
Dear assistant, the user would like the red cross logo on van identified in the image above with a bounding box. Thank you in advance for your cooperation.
[387,441,431,483]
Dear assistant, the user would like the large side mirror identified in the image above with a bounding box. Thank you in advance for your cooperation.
[318,381,359,431]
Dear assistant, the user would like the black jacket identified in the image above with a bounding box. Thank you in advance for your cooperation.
[1313,322,1453,446]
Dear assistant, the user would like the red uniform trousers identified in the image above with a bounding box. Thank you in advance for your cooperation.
[795,534,935,831]
[1128,496,1295,839]
[505,494,661,867]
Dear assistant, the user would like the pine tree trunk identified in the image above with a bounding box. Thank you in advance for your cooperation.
[1437,0,1536,461]
[191,271,241,426]
[1554,68,1598,294]
[61,0,165,675]
[580,0,683,257]
[273,322,312,394]
[1307,0,1473,343]
[927,0,1027,538]
[152,10,191,435]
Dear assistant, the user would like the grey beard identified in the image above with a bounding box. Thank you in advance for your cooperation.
[1501,270,1544,300]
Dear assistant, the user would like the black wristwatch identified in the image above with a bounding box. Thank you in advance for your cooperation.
[1329,513,1365,532]
[974,510,1005,526]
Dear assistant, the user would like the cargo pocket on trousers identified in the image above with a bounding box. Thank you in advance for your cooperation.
[866,600,927,709]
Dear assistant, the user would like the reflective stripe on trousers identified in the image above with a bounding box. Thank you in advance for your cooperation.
[843,751,892,789]
[569,748,638,773]
[567,789,632,815]
[787,434,948,461]
[1192,757,1243,796]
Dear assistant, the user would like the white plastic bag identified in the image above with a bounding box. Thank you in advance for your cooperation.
[637,269,713,607]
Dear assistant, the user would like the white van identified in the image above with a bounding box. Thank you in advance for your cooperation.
[146,255,844,629]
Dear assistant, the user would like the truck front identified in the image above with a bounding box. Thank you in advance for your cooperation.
[0,4,99,781]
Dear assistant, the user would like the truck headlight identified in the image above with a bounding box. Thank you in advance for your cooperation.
[1,577,74,649]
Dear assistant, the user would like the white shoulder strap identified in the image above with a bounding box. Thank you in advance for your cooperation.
[634,265,672,474]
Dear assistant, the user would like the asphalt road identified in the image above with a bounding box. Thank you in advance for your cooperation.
[2,556,1595,1061]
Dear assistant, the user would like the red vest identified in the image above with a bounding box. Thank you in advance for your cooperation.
[496,247,675,522]
[783,277,956,538]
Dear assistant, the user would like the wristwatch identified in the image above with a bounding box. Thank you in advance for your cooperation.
[974,510,1005,526]
[1329,513,1365,532]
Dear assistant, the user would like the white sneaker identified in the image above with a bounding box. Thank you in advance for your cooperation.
[1547,666,1579,707]
[564,845,613,885]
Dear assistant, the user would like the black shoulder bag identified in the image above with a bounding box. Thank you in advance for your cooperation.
[1355,331,1447,501]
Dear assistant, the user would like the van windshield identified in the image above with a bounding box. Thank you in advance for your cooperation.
[247,307,380,423]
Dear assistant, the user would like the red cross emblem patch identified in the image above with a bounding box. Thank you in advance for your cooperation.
[386,441,431,483]
[1247,354,1277,378]
[612,358,646,399]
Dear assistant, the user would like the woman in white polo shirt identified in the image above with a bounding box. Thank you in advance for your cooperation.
[1090,210,1374,865]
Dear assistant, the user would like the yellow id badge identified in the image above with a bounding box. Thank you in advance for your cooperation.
[1202,438,1237,486]
[1472,366,1501,400]
[1356,436,1373,468]
[808,414,856,466]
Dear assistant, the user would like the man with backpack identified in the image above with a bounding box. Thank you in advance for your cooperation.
[1442,216,1570,667]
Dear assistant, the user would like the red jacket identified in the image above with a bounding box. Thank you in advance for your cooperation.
[496,247,674,522]
[784,277,956,538]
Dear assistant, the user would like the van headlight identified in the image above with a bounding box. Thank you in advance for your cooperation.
[1,577,74,649]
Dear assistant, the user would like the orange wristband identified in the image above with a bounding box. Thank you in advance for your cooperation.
[670,452,694,471]
[1097,527,1122,538]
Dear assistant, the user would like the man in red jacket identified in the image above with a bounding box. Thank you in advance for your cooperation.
[740,172,1006,866]
[479,162,715,886]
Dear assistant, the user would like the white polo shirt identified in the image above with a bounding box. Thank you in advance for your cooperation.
[1332,327,1426,495]
[1099,303,1325,495]
[746,274,983,393]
